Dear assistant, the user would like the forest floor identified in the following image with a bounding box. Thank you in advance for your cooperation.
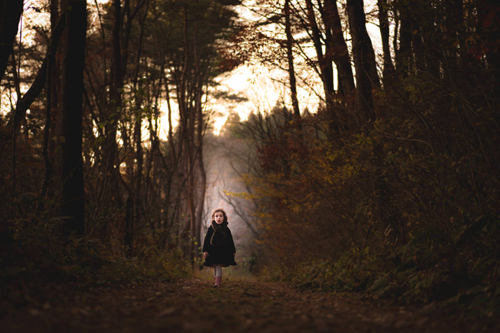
[2,274,498,333]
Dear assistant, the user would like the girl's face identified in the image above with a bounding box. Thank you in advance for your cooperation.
[214,212,224,224]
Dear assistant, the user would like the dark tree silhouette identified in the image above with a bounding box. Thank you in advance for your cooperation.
[60,0,87,235]
[0,0,23,83]
[347,0,379,122]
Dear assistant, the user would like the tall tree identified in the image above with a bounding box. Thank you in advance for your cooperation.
[322,0,355,130]
[378,0,395,80]
[284,0,301,123]
[322,0,355,98]
[0,0,23,83]
[60,0,87,235]
[304,0,331,100]
[346,0,379,122]
[394,0,412,76]
[37,1,65,215]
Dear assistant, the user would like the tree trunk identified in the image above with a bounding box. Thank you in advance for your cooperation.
[112,0,123,105]
[0,0,23,83]
[36,3,63,216]
[347,0,379,122]
[133,89,143,253]
[284,0,301,124]
[395,0,412,77]
[60,0,87,235]
[50,0,62,208]
[193,26,206,260]
[187,169,196,259]
[124,195,134,256]
[377,0,395,81]
[411,20,426,74]
[102,0,123,195]
[305,0,334,108]
[323,0,355,97]
[177,8,192,254]
[319,0,354,132]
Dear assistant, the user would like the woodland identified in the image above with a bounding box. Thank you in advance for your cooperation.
[1,0,500,331]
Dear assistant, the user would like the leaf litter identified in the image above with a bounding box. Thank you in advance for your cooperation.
[2,277,497,332]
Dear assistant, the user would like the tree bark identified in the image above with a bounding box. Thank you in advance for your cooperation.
[103,0,123,180]
[377,0,395,81]
[36,4,64,216]
[395,0,412,77]
[133,87,143,255]
[411,20,425,74]
[305,0,341,132]
[60,0,87,235]
[0,0,23,83]
[319,0,355,132]
[193,26,206,260]
[321,0,355,99]
[348,0,380,86]
[124,195,134,256]
[305,0,333,103]
[347,0,379,122]
[284,0,301,124]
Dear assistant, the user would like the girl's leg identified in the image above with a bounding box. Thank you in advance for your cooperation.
[212,265,217,287]
[215,265,222,277]
[214,264,222,287]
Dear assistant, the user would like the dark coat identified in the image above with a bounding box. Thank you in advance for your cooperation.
[202,223,237,267]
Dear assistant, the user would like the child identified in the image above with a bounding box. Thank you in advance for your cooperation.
[202,208,237,287]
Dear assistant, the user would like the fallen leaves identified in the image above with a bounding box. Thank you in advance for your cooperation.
[157,307,176,317]
[2,278,491,333]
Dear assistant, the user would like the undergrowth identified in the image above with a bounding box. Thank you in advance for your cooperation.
[0,215,191,309]
[260,215,500,318]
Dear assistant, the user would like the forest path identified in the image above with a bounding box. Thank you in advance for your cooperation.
[3,276,490,333]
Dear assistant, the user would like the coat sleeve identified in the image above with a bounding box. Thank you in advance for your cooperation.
[227,228,236,253]
[202,227,213,252]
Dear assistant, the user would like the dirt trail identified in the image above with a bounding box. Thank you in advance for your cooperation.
[2,277,494,333]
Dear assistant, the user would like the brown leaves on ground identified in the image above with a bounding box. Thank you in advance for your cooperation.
[1,277,496,333]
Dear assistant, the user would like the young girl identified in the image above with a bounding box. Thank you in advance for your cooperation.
[202,208,237,287]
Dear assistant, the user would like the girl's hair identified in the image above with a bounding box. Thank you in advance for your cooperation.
[210,208,229,246]
[211,208,228,223]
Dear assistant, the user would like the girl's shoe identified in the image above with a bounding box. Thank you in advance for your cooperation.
[215,276,222,287]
